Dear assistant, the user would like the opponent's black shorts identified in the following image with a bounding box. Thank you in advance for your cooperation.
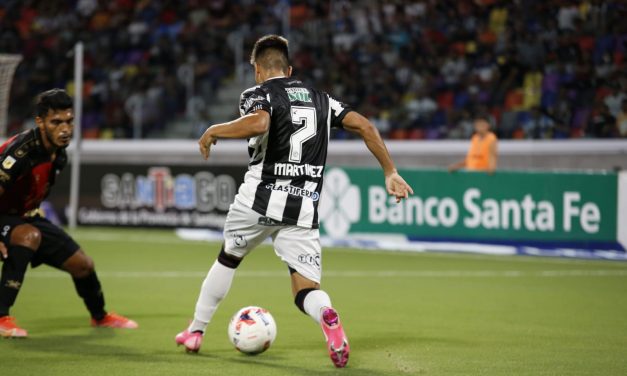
[0,215,81,268]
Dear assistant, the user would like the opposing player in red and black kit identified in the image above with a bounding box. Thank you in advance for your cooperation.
[0,89,137,338]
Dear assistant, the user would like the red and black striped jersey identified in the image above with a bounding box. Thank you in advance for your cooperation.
[0,128,67,216]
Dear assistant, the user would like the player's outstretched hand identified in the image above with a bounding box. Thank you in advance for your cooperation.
[198,127,218,160]
[0,241,7,260]
[385,172,414,203]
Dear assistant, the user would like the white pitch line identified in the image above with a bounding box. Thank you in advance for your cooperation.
[26,269,627,279]
[69,232,626,266]
[70,232,193,245]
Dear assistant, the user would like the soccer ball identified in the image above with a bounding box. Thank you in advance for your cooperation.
[227,306,277,354]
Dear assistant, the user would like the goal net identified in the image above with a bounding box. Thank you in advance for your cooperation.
[0,54,22,137]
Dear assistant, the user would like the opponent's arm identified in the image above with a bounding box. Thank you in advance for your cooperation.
[198,110,270,160]
[342,111,413,203]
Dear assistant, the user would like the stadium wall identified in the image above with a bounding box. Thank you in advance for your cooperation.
[67,139,627,170]
[619,171,627,250]
[46,140,626,256]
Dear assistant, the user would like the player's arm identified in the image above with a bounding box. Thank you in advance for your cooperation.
[448,159,466,172]
[198,110,270,160]
[487,138,497,174]
[0,150,26,195]
[0,187,6,258]
[342,111,413,203]
[0,240,6,259]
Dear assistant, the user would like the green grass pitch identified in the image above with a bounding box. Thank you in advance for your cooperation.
[2,227,627,375]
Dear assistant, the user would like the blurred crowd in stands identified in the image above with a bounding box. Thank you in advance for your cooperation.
[1,0,626,139]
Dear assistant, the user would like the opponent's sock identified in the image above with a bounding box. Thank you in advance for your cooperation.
[73,272,107,321]
[188,260,236,333]
[303,290,332,324]
[0,246,35,316]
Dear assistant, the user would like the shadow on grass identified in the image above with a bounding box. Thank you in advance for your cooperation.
[3,315,176,365]
[6,334,391,376]
[351,332,472,348]
[5,316,449,375]
[4,332,177,365]
[178,332,449,375]
[192,351,393,376]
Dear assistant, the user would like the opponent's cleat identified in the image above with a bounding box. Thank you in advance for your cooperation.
[0,316,28,338]
[91,313,138,329]
[320,307,350,368]
[175,329,203,353]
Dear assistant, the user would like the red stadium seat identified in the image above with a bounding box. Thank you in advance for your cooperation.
[389,129,409,140]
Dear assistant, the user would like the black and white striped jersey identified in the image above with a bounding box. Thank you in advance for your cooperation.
[234,76,350,229]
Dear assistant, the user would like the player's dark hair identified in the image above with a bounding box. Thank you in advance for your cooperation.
[35,89,72,118]
[250,34,290,73]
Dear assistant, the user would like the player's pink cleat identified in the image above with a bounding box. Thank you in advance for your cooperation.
[0,316,28,338]
[175,329,203,353]
[91,313,138,329]
[320,307,350,368]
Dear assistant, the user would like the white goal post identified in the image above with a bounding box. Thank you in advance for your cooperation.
[0,54,22,137]
[68,42,84,229]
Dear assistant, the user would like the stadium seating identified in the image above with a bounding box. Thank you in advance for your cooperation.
[1,0,625,139]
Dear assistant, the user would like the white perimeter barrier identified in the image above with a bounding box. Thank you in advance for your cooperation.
[67,139,627,170]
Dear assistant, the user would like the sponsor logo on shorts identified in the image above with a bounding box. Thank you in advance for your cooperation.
[265,183,319,201]
[298,253,320,269]
[258,216,284,226]
[232,232,248,248]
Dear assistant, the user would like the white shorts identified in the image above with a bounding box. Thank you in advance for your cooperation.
[223,198,322,284]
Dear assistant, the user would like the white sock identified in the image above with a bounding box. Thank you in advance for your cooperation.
[303,290,332,324]
[188,261,236,333]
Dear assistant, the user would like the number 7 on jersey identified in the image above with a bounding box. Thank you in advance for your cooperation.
[289,106,317,163]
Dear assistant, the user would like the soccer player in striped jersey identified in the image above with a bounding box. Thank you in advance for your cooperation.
[176,35,413,367]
